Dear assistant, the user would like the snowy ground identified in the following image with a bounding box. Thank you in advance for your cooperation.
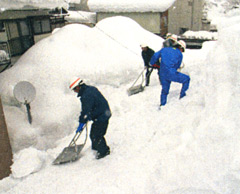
[0,10,240,194]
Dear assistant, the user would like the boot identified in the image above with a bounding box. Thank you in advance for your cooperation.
[96,150,110,160]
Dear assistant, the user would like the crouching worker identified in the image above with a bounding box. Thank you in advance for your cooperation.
[69,77,111,159]
[150,40,190,107]
[140,44,160,86]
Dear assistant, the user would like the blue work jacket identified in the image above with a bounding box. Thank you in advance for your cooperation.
[150,47,182,77]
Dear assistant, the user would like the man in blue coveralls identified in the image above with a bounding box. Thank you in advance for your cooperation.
[150,40,190,107]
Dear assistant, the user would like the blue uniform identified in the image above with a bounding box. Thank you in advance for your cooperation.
[150,47,190,106]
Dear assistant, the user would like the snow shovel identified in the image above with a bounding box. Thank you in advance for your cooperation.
[127,68,146,96]
[53,124,88,165]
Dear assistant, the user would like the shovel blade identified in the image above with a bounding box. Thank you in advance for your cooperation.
[53,144,84,165]
[127,84,144,96]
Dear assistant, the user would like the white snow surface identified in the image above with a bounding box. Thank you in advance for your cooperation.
[0,0,68,10]
[0,0,175,12]
[11,147,47,179]
[65,10,97,24]
[0,9,240,194]
[87,0,175,12]
[182,30,218,40]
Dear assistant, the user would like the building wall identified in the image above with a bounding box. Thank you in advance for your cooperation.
[160,11,168,36]
[96,12,162,34]
[168,0,205,35]
[0,97,13,180]
[34,33,51,43]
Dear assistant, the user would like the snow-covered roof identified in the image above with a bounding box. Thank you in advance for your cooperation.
[66,0,176,25]
[65,11,96,24]
[0,0,176,13]
[182,30,218,40]
[0,0,68,10]
[71,0,176,13]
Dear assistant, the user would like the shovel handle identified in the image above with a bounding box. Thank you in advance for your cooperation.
[130,67,146,88]
[69,123,88,147]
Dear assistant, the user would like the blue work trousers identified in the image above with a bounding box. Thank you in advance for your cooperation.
[160,71,190,106]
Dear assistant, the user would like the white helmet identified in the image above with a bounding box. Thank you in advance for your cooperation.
[168,34,178,42]
[166,33,172,39]
[140,43,148,48]
[69,77,84,90]
[178,40,186,52]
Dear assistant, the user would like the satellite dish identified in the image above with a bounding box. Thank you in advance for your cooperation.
[13,81,36,104]
[13,81,36,124]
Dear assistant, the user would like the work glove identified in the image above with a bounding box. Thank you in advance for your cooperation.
[76,123,85,133]
[152,64,160,69]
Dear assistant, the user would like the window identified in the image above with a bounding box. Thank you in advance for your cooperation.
[0,22,4,32]
[33,20,41,34]
[19,21,30,36]
[6,21,19,39]
[42,19,51,33]
[32,18,51,35]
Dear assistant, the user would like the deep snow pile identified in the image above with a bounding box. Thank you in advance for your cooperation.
[0,11,240,194]
[205,0,240,24]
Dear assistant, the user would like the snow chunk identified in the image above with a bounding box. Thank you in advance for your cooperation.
[11,147,47,178]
